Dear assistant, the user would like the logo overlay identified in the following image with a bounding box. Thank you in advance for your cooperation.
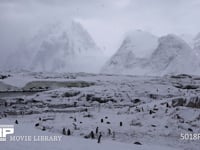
[0,125,14,141]
[180,133,200,140]
[0,125,62,142]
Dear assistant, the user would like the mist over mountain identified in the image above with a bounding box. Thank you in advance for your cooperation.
[2,22,200,75]
[193,33,200,55]
[101,30,158,75]
[102,32,200,76]
[4,21,106,73]
[148,34,200,75]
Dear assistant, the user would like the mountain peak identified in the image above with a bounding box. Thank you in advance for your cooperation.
[193,32,200,51]
[102,33,200,75]
[119,30,158,58]
[158,34,189,48]
[149,34,194,74]
[4,21,104,73]
[101,31,158,74]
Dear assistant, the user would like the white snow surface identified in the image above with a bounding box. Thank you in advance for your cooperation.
[0,71,200,150]
[0,118,180,150]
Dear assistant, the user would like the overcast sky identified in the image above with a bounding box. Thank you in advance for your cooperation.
[1,0,200,57]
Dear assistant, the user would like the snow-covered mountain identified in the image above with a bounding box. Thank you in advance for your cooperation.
[147,34,200,75]
[102,33,200,75]
[193,33,200,56]
[179,33,194,48]
[5,21,104,73]
[101,30,158,75]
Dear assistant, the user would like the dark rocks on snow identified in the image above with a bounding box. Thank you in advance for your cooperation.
[134,141,142,145]
[172,98,186,107]
[133,99,141,103]
[62,91,80,97]
[35,123,40,127]
[187,97,200,108]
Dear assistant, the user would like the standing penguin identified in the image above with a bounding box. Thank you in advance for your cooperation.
[97,132,102,143]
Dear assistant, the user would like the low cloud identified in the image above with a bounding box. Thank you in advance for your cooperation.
[0,0,200,62]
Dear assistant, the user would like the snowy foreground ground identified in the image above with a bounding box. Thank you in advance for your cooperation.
[0,71,200,150]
